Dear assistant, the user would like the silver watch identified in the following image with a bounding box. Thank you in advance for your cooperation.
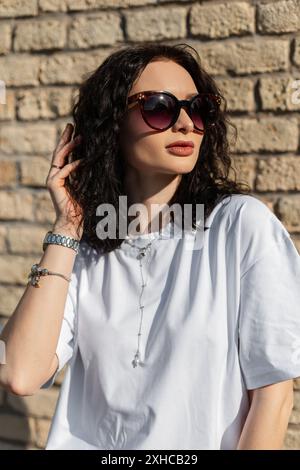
[43,230,80,254]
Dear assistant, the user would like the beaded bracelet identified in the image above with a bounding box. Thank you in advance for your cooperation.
[28,264,71,288]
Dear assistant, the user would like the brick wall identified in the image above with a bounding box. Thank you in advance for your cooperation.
[0,0,299,450]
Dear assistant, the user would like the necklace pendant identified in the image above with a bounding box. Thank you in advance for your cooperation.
[132,352,140,368]
[136,251,145,260]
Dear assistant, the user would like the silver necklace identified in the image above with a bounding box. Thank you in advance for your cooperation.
[123,229,165,368]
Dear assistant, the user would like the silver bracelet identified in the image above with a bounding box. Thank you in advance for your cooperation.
[28,264,71,288]
[42,230,80,254]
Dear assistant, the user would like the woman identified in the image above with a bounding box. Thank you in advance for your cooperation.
[0,43,299,450]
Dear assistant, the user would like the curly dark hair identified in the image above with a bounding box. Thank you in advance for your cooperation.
[66,41,251,255]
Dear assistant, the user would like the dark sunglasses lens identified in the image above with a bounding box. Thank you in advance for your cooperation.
[191,95,219,130]
[142,94,175,130]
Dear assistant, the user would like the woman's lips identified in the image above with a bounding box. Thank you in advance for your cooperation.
[166,146,194,156]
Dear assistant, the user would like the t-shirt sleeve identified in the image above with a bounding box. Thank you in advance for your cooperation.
[237,196,300,390]
[40,270,78,389]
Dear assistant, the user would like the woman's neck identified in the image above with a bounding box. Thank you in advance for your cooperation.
[124,170,181,234]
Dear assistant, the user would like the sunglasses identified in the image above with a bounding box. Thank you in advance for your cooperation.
[127,90,221,133]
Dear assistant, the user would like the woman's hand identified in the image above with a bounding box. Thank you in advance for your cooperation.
[45,123,84,239]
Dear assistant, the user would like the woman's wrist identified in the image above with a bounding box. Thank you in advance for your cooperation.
[51,220,83,240]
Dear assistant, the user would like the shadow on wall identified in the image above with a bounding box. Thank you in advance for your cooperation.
[0,304,64,449]
[0,368,65,450]
[0,318,33,448]
[0,392,32,449]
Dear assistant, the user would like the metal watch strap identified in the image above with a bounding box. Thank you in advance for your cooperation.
[43,230,80,254]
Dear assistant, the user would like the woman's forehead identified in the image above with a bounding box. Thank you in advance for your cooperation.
[132,60,197,96]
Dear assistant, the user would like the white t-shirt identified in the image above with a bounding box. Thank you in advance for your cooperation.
[42,194,300,450]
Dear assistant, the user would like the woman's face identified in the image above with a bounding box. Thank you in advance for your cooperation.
[119,59,204,177]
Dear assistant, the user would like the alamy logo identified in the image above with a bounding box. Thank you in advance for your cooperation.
[290,331,300,366]
[291,79,300,105]
[95,197,205,251]
[0,339,6,365]
[0,80,6,105]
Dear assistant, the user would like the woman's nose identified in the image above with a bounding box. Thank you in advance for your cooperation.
[173,107,194,132]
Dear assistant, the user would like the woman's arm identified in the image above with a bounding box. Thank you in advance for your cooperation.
[236,379,294,449]
[0,124,83,396]
[0,223,78,396]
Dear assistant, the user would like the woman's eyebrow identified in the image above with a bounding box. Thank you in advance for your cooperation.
[166,91,199,98]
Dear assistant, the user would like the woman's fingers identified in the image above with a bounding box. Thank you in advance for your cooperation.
[52,123,82,163]
[45,123,84,227]
[56,135,82,160]
[49,135,82,177]
[57,159,82,178]
[46,159,82,188]
[55,123,73,154]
